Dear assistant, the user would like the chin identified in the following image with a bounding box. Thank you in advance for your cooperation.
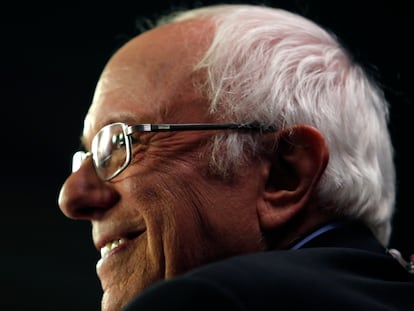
[101,287,137,311]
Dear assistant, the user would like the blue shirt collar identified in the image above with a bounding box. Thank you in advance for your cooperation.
[290,221,350,250]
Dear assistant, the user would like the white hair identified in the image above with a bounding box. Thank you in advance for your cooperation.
[158,4,396,246]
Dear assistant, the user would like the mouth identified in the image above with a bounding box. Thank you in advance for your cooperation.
[97,231,143,260]
[100,238,127,259]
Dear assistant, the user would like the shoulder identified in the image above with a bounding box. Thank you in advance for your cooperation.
[122,272,245,310]
[124,248,414,310]
[123,250,320,310]
[184,247,397,283]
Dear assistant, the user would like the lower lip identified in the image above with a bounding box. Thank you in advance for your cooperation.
[96,238,135,274]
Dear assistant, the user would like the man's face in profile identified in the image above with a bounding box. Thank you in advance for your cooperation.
[58,19,268,311]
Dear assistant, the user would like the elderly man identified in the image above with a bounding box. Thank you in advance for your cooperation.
[58,4,414,311]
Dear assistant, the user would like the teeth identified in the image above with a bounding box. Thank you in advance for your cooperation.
[100,238,126,259]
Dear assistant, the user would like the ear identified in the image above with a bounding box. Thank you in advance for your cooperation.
[257,125,329,231]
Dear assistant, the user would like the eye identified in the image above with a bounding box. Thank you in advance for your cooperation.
[130,133,143,145]
[112,133,126,149]
[130,134,148,159]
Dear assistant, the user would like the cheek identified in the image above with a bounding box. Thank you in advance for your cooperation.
[143,174,263,275]
[120,156,264,278]
[146,178,210,274]
[122,171,210,276]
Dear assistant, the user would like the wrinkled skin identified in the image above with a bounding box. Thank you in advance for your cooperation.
[58,19,272,311]
[58,14,330,310]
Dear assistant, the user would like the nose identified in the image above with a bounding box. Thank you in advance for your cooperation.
[58,157,120,220]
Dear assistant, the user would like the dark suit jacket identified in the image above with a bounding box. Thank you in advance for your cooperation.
[124,222,414,310]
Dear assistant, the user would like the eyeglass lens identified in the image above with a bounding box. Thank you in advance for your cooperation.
[92,123,129,180]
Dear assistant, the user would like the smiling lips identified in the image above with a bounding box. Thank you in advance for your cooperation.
[100,238,127,259]
[96,235,134,270]
[96,230,144,262]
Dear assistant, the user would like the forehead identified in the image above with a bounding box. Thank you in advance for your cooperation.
[83,18,213,142]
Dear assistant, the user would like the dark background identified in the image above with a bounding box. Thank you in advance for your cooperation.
[1,1,412,310]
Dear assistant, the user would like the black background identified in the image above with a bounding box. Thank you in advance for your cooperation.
[1,1,412,310]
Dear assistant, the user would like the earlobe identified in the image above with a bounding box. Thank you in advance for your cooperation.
[257,125,329,231]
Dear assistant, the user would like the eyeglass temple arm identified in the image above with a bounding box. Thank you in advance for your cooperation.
[128,123,277,133]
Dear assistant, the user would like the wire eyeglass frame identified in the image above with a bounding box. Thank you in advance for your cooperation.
[72,122,277,181]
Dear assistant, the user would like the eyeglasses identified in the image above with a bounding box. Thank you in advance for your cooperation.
[72,122,276,181]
